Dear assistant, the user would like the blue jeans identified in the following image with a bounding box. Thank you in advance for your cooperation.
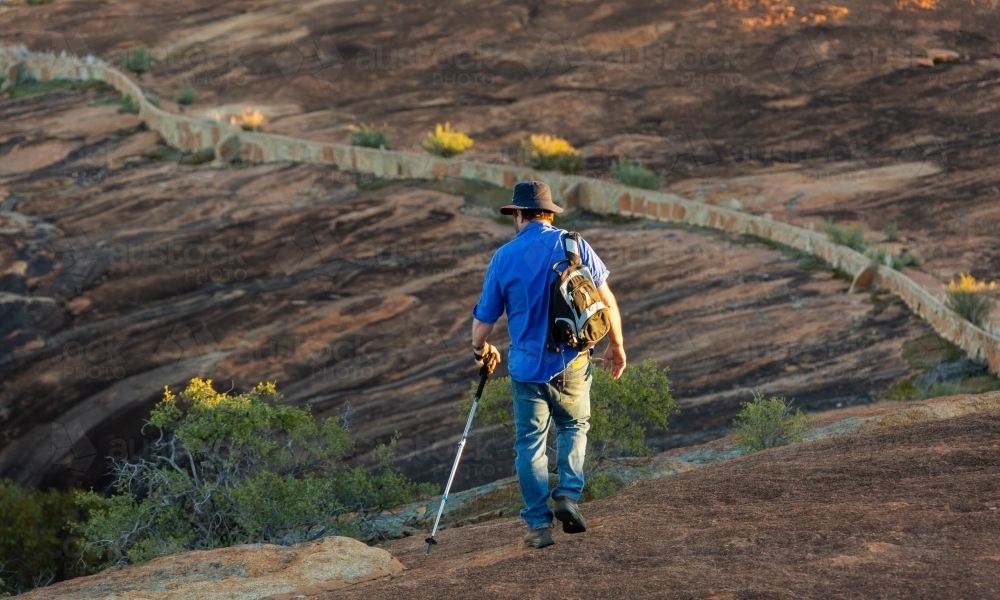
[511,356,591,529]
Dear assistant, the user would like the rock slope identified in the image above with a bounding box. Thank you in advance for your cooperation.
[17,536,402,600]
[334,395,1000,600]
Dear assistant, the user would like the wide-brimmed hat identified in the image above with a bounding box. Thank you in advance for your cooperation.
[500,181,564,215]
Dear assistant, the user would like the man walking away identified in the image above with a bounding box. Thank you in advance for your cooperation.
[470,181,626,549]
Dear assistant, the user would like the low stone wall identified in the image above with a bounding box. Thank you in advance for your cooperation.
[3,47,998,373]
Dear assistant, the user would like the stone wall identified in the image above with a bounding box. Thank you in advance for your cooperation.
[4,47,998,374]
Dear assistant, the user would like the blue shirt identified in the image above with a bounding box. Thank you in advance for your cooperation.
[473,221,609,383]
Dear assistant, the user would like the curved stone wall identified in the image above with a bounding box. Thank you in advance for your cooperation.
[3,47,998,374]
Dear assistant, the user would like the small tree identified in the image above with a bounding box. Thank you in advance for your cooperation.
[74,378,433,568]
[732,389,809,453]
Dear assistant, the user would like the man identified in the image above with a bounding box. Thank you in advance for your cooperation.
[471,181,626,549]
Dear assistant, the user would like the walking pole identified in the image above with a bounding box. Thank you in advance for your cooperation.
[425,364,489,554]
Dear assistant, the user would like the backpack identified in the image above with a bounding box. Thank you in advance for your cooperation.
[547,232,611,353]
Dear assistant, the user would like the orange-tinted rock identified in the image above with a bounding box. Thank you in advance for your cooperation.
[18,536,403,600]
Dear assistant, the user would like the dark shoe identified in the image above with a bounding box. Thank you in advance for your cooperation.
[553,496,587,534]
[524,526,555,548]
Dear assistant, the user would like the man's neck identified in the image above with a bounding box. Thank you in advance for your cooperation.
[516,220,547,237]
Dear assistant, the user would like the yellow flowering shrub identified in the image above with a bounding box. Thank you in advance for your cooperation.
[944,273,997,328]
[230,107,267,131]
[421,122,474,157]
[523,134,583,174]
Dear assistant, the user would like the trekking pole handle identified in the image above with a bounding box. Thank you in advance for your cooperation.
[474,364,489,397]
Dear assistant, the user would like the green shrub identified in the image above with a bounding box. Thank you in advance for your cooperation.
[175,83,198,105]
[893,249,922,270]
[0,480,97,596]
[821,221,868,252]
[864,245,893,268]
[611,160,662,190]
[119,95,140,114]
[581,472,626,502]
[864,246,922,271]
[73,378,434,568]
[884,222,899,242]
[349,123,392,149]
[117,47,158,75]
[462,359,679,462]
[732,389,809,453]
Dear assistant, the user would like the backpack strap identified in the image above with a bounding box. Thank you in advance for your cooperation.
[563,231,582,267]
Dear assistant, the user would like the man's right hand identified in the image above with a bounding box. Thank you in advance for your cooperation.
[603,342,626,380]
[474,342,502,375]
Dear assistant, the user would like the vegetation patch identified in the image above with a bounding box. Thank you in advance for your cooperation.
[119,95,140,114]
[732,389,809,453]
[349,123,392,149]
[421,122,473,157]
[0,481,97,597]
[611,159,662,190]
[580,471,627,502]
[461,359,679,499]
[117,46,158,75]
[523,134,582,174]
[944,273,997,329]
[73,378,434,569]
[175,83,198,106]
[864,245,923,271]
[230,107,267,131]
[6,78,75,99]
[882,333,1000,400]
[821,220,868,252]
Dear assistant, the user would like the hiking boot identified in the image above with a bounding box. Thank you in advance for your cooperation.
[553,496,587,534]
[524,526,555,548]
